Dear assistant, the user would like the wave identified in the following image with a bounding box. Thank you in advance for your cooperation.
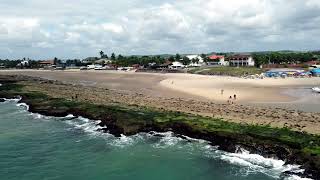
[58,116,312,179]
[16,103,29,110]
[2,96,22,103]
[4,100,312,179]
[285,175,313,180]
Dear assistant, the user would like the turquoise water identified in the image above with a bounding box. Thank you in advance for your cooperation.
[0,101,305,180]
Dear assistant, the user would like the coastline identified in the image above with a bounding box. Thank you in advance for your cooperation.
[0,74,320,179]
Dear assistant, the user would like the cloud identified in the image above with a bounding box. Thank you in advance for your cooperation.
[0,0,320,59]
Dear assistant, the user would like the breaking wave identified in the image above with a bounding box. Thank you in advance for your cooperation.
[2,96,22,103]
[10,101,312,179]
[16,103,29,110]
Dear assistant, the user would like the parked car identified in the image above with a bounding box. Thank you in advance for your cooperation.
[80,66,88,70]
[94,65,107,70]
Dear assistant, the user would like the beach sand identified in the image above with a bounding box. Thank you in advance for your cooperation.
[1,69,320,105]
[1,70,320,134]
[160,73,320,103]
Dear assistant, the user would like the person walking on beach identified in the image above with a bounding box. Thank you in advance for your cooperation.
[228,96,232,104]
[221,89,224,95]
[234,94,237,100]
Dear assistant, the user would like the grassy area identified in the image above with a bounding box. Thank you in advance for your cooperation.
[188,66,265,76]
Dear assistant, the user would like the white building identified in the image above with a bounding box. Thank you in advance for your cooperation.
[207,55,228,66]
[170,61,185,69]
[229,55,255,67]
[186,55,204,67]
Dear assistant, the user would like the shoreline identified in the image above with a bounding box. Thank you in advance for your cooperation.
[0,75,320,179]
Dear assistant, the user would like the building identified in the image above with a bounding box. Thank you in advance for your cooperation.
[39,60,55,68]
[169,61,184,69]
[186,55,204,67]
[229,55,255,67]
[208,55,228,66]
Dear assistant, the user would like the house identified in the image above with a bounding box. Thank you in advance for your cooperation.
[39,60,55,68]
[229,55,255,67]
[186,55,204,67]
[208,55,228,66]
[95,58,112,65]
[81,57,98,64]
[170,61,184,69]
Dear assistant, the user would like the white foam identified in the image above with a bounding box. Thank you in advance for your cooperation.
[0,83,2,86]
[152,132,183,148]
[16,103,29,110]
[65,114,76,118]
[217,147,306,179]
[285,175,313,180]
[29,113,45,119]
[3,96,22,103]
[111,134,135,147]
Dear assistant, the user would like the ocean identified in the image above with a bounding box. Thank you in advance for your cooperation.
[0,100,309,180]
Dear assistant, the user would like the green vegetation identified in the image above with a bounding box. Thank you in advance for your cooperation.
[252,52,316,67]
[188,66,264,76]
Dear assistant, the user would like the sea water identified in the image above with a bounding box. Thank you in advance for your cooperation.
[0,101,311,180]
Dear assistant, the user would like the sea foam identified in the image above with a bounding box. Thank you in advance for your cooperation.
[6,99,312,179]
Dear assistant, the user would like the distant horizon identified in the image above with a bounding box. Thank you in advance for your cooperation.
[0,48,319,60]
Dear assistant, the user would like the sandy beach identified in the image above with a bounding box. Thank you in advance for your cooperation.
[1,70,320,134]
[1,69,320,107]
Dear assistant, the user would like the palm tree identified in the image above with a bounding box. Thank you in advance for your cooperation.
[99,51,104,59]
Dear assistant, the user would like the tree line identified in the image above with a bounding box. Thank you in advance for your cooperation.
[252,52,315,67]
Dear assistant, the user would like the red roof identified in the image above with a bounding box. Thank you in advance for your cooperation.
[209,55,224,61]
[39,60,54,65]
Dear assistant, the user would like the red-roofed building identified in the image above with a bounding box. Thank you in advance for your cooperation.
[39,60,55,68]
[208,55,228,66]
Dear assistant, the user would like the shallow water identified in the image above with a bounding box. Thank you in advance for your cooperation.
[251,87,320,113]
[0,101,310,180]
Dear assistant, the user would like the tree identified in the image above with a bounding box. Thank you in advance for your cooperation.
[53,57,58,65]
[200,54,207,59]
[175,54,181,61]
[118,54,124,60]
[111,53,116,61]
[168,56,175,62]
[192,58,199,64]
[99,51,104,59]
[181,56,191,66]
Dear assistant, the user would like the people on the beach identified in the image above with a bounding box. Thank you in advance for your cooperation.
[221,89,224,95]
[227,95,237,104]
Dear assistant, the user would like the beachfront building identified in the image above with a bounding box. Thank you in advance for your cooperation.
[229,55,255,67]
[39,60,55,68]
[186,55,204,67]
[207,55,228,66]
[169,61,184,69]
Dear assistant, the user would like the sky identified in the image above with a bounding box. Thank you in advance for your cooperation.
[1,0,320,59]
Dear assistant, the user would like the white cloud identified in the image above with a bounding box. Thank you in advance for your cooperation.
[102,23,124,34]
[0,0,319,59]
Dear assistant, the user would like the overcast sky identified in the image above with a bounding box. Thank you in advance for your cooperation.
[1,0,320,59]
